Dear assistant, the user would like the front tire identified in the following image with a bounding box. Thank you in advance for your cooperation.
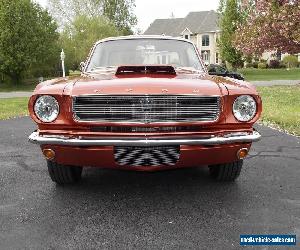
[47,161,82,185]
[208,160,243,181]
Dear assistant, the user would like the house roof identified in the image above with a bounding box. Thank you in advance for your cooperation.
[144,10,219,36]
[144,18,184,36]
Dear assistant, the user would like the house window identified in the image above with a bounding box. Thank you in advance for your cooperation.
[202,35,209,46]
[184,34,189,40]
[201,50,210,63]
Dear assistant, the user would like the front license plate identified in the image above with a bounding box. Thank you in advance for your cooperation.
[114,146,180,167]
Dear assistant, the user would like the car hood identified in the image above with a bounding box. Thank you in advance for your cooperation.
[220,77,257,95]
[33,73,257,97]
[66,74,228,96]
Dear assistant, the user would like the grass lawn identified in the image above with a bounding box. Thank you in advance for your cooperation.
[239,68,300,81]
[0,97,29,120]
[257,85,300,136]
[0,83,37,92]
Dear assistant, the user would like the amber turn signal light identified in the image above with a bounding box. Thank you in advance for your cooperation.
[42,149,55,160]
[237,148,248,160]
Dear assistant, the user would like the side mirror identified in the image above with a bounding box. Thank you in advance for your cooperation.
[80,62,86,72]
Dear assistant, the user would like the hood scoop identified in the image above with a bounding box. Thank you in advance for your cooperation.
[115,65,176,76]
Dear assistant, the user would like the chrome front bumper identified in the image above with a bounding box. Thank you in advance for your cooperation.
[28,131,261,147]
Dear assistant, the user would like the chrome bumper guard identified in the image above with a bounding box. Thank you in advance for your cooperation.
[28,131,261,147]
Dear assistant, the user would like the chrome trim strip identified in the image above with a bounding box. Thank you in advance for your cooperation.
[29,131,261,147]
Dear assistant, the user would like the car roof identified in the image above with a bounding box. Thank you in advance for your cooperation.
[94,35,195,46]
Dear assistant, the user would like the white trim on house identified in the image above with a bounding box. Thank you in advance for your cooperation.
[181,27,193,40]
[180,27,193,35]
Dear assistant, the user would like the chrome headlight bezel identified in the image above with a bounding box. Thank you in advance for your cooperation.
[34,95,60,123]
[233,95,257,122]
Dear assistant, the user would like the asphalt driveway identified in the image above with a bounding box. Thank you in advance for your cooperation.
[0,117,299,249]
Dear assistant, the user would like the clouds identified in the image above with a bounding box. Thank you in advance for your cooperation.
[35,0,47,7]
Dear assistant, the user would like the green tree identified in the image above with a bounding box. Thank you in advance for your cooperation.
[102,0,137,34]
[60,15,119,71]
[0,0,59,84]
[48,0,137,34]
[218,0,244,69]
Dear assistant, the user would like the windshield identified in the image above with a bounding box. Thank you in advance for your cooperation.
[86,38,204,72]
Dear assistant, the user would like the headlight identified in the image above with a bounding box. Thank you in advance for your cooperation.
[233,95,257,122]
[34,95,59,122]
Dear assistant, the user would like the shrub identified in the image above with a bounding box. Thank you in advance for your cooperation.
[258,62,267,69]
[252,61,259,68]
[282,55,298,68]
[279,62,287,68]
[225,61,233,70]
[245,56,252,64]
[245,63,253,68]
[268,60,280,69]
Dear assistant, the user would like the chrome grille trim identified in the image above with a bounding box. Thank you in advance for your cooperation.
[73,95,221,123]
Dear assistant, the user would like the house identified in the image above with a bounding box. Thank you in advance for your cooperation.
[144,10,221,65]
[261,51,300,63]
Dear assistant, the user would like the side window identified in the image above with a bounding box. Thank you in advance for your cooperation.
[202,35,209,46]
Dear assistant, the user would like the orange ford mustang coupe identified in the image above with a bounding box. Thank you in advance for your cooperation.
[28,36,262,184]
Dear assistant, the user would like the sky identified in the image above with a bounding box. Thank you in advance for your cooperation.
[35,0,219,32]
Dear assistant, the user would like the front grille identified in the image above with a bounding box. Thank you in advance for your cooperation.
[114,146,180,167]
[90,126,202,133]
[73,95,221,123]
